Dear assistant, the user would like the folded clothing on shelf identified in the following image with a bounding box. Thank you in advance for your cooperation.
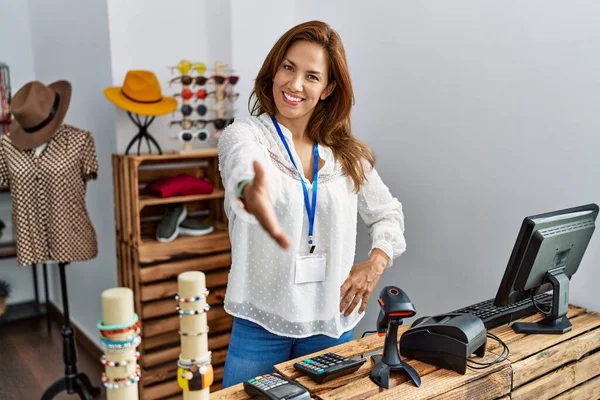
[146,174,214,198]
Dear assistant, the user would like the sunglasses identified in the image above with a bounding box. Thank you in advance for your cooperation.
[177,129,210,143]
[174,89,240,102]
[170,118,234,130]
[178,104,234,117]
[169,75,239,87]
[169,60,207,75]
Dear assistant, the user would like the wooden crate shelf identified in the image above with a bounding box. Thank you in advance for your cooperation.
[138,228,230,264]
[139,189,225,209]
[112,152,231,398]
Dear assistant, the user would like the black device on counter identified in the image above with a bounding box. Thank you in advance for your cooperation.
[369,286,421,389]
[454,204,598,334]
[400,312,487,374]
[293,352,366,383]
[243,373,310,400]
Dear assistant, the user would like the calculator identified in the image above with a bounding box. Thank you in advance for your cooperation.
[293,352,367,383]
[243,373,310,400]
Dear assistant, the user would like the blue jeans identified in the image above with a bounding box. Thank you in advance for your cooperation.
[222,317,353,388]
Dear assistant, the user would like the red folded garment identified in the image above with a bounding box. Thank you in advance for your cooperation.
[145,174,214,198]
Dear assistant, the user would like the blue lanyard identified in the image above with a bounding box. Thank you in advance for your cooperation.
[271,116,318,253]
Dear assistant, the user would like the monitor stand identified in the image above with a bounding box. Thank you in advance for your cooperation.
[512,268,572,334]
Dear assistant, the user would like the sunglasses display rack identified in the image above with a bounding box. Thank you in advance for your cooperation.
[168,60,239,154]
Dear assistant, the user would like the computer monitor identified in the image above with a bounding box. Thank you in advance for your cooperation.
[493,203,599,334]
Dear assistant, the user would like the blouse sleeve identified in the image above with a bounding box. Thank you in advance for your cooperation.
[357,164,406,268]
[218,119,275,224]
[0,138,10,188]
[81,132,99,181]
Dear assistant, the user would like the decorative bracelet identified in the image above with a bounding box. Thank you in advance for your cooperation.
[175,289,210,303]
[100,327,141,342]
[178,353,212,369]
[101,351,140,367]
[101,365,141,384]
[102,372,141,390]
[176,304,211,316]
[236,179,253,199]
[99,320,141,336]
[97,314,139,332]
[101,335,142,352]
[179,327,209,337]
[177,364,214,391]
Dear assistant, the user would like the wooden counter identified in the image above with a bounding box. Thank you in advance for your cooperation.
[212,305,600,400]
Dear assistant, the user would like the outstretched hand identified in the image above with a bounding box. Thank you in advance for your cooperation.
[241,161,291,250]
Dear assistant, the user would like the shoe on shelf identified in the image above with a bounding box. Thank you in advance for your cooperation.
[156,203,187,243]
[178,219,214,237]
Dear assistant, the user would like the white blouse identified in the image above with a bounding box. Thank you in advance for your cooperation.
[218,113,406,338]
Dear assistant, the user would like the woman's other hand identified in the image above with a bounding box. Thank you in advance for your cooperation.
[241,161,291,250]
[339,249,389,316]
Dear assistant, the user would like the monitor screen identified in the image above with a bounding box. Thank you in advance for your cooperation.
[494,203,599,307]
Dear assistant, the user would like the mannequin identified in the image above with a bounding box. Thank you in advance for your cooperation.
[2,80,100,399]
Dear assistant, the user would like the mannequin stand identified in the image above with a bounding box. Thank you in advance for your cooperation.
[124,112,162,155]
[41,262,100,400]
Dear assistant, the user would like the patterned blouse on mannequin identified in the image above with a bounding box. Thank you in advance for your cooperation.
[0,124,99,265]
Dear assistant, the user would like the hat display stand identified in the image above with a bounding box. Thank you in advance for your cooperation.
[176,271,213,399]
[104,70,178,156]
[98,288,141,400]
[124,111,162,156]
[168,60,238,154]
[41,263,101,400]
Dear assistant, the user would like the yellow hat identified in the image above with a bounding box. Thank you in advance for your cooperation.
[104,70,177,116]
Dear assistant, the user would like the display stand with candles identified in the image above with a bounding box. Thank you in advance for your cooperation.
[177,271,213,399]
[98,288,142,400]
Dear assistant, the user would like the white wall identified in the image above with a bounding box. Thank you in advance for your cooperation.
[232,1,600,336]
[2,0,599,344]
[107,0,232,154]
[26,0,118,341]
[0,0,42,305]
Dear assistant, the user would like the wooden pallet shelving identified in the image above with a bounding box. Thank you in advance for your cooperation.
[112,150,232,399]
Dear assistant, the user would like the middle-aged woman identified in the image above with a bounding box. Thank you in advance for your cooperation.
[218,20,406,387]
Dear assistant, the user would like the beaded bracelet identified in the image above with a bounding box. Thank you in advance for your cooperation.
[101,365,141,384]
[101,333,139,346]
[99,320,141,336]
[175,289,210,303]
[176,304,211,316]
[178,327,209,337]
[101,335,142,352]
[97,314,139,332]
[101,351,141,367]
[178,352,212,369]
[102,372,141,390]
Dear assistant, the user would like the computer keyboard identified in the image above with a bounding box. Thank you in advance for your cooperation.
[452,292,553,330]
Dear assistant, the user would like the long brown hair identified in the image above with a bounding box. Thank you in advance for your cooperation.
[250,20,375,192]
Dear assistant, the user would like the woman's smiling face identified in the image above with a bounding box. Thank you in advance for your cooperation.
[272,40,334,123]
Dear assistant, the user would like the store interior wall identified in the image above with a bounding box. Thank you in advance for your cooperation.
[1,0,599,346]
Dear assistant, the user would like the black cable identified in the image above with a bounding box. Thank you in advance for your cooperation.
[361,330,377,339]
[466,332,510,369]
[531,292,552,316]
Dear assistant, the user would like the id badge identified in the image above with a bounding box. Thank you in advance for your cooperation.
[295,254,327,284]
